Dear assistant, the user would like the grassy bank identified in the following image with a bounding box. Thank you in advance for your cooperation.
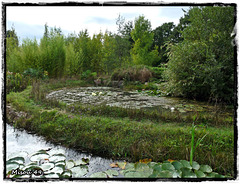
[6,84,234,177]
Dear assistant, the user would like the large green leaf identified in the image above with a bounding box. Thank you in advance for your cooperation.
[181,168,197,178]
[180,160,192,169]
[172,161,183,170]
[6,162,19,173]
[155,170,178,178]
[195,170,206,178]
[162,163,175,171]
[66,160,75,169]
[8,151,28,160]
[192,161,200,170]
[30,153,49,162]
[7,157,25,165]
[40,162,55,171]
[199,165,212,173]
[49,154,66,163]
[104,169,119,178]
[90,172,108,178]
[70,166,88,178]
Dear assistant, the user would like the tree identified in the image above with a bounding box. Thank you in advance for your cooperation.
[131,15,159,66]
[165,6,235,103]
[39,26,66,78]
[153,22,175,65]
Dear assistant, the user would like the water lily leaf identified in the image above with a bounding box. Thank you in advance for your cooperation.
[181,168,197,178]
[45,172,60,178]
[192,161,200,170]
[8,151,28,160]
[70,166,88,178]
[48,149,66,156]
[49,154,66,163]
[147,162,158,168]
[61,170,72,178]
[124,171,142,178]
[90,171,108,178]
[66,160,75,169]
[75,159,88,166]
[180,160,192,169]
[104,169,119,178]
[172,161,183,170]
[155,170,178,178]
[55,161,66,167]
[162,163,175,171]
[48,166,64,175]
[134,162,150,172]
[6,162,19,173]
[200,165,212,173]
[7,157,25,165]
[125,163,135,171]
[195,170,206,178]
[40,162,55,171]
[30,153,49,162]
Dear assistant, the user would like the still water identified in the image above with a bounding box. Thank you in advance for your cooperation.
[6,123,122,177]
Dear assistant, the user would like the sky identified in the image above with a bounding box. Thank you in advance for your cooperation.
[6,5,189,43]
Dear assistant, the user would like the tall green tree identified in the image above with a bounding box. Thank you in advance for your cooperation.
[165,6,235,103]
[39,25,66,78]
[153,22,175,65]
[131,15,159,66]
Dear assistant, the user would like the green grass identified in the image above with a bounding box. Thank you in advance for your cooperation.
[6,86,234,177]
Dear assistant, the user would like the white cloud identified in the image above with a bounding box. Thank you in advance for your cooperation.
[6,6,187,39]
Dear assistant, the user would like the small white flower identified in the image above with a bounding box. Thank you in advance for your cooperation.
[92,92,96,96]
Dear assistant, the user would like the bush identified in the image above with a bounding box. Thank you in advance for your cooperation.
[111,65,152,83]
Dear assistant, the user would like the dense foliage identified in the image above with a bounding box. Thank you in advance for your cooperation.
[6,6,235,103]
[164,6,235,103]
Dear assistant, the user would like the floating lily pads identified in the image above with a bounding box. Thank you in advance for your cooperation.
[30,153,49,162]
[66,160,75,169]
[104,169,119,178]
[6,162,19,173]
[172,161,183,170]
[40,162,55,171]
[7,157,25,165]
[179,160,192,169]
[75,158,89,166]
[199,165,212,173]
[192,161,200,170]
[181,168,197,178]
[8,151,28,160]
[195,170,206,178]
[49,154,66,162]
[162,163,175,171]
[90,171,108,178]
[61,170,72,178]
[48,149,66,156]
[70,166,88,178]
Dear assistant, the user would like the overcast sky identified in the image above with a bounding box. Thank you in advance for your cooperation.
[6,6,189,42]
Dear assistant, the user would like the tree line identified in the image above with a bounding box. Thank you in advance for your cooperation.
[6,6,235,103]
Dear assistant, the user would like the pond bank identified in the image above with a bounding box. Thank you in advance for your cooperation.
[6,86,234,177]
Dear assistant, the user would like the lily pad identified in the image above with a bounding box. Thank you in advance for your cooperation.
[7,157,25,165]
[40,162,55,171]
[48,166,64,175]
[6,162,19,173]
[179,160,192,169]
[181,168,197,178]
[162,163,175,171]
[192,161,200,170]
[66,160,75,169]
[90,172,108,178]
[8,151,28,160]
[70,166,88,178]
[49,154,66,162]
[172,161,183,170]
[104,169,119,178]
[75,159,88,166]
[48,149,66,156]
[199,165,212,173]
[154,170,178,178]
[61,170,72,178]
[124,171,143,178]
[30,153,49,162]
[44,172,60,178]
[195,170,206,178]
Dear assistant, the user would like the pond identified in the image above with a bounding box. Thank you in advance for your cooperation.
[46,87,232,115]
[6,123,122,178]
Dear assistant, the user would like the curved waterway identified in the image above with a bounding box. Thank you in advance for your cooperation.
[6,123,122,178]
